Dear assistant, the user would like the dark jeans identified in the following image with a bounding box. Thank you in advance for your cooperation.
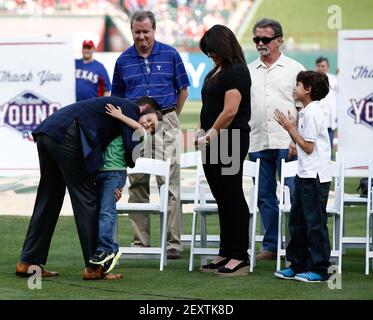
[286,175,331,277]
[249,149,296,252]
[202,130,250,261]
[96,170,126,253]
[20,122,98,267]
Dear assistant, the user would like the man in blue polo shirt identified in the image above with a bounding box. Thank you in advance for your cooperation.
[75,40,111,102]
[112,10,190,259]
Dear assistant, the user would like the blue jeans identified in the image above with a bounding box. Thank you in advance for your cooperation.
[95,170,126,253]
[249,149,296,252]
[286,176,331,277]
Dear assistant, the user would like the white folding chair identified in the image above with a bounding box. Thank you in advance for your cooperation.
[188,158,260,272]
[180,151,201,206]
[116,157,171,271]
[276,159,298,271]
[180,151,216,246]
[327,160,345,274]
[245,159,261,271]
[276,159,345,274]
[336,152,373,252]
[366,160,373,275]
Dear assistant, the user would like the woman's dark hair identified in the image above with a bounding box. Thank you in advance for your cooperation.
[296,71,329,101]
[199,25,246,80]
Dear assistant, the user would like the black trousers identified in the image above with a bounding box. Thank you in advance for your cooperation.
[286,175,331,276]
[202,130,250,261]
[20,122,98,267]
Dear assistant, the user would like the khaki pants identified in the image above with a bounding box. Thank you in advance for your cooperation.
[128,111,181,251]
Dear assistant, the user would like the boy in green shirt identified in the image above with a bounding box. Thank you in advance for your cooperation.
[89,100,162,274]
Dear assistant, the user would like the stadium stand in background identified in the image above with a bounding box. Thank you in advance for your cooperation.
[0,0,253,49]
[120,0,253,48]
[0,0,109,14]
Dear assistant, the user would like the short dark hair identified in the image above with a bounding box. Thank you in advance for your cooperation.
[315,56,330,66]
[135,96,163,121]
[130,11,156,29]
[252,18,283,37]
[296,71,329,101]
[135,96,160,110]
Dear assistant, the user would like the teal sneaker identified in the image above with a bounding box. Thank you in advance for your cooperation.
[294,271,327,282]
[274,267,296,280]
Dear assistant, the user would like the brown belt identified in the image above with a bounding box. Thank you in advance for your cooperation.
[161,106,176,115]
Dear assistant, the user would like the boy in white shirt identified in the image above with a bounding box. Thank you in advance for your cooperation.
[273,70,331,282]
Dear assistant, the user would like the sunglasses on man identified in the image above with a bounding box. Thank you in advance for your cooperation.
[253,35,281,45]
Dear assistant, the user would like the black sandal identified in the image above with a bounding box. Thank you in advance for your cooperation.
[200,257,230,273]
[215,260,249,277]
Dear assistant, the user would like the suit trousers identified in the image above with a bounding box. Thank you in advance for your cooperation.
[20,122,98,267]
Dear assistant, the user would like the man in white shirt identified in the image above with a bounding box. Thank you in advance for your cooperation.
[273,70,331,282]
[315,56,338,157]
[248,18,305,260]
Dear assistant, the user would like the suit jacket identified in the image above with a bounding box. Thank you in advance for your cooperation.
[32,96,141,173]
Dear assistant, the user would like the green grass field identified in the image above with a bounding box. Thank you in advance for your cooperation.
[0,205,372,300]
[1,100,372,300]
[242,0,373,49]
[179,101,201,130]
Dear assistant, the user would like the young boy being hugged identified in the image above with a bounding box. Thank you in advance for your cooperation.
[88,98,163,275]
[274,71,331,282]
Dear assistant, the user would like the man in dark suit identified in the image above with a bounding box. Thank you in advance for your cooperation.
[15,96,154,280]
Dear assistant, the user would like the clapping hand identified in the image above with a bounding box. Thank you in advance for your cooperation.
[274,109,296,132]
[105,103,123,119]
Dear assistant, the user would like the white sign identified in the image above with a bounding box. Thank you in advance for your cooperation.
[337,30,373,157]
[0,36,75,176]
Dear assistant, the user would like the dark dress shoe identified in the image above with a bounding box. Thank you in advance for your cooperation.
[215,261,249,277]
[16,262,59,278]
[200,257,230,272]
[167,248,181,259]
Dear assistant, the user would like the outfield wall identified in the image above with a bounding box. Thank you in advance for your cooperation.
[187,50,337,100]
[97,50,337,101]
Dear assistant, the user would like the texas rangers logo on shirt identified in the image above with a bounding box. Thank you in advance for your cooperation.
[75,68,99,84]
[0,91,61,141]
[348,92,373,130]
